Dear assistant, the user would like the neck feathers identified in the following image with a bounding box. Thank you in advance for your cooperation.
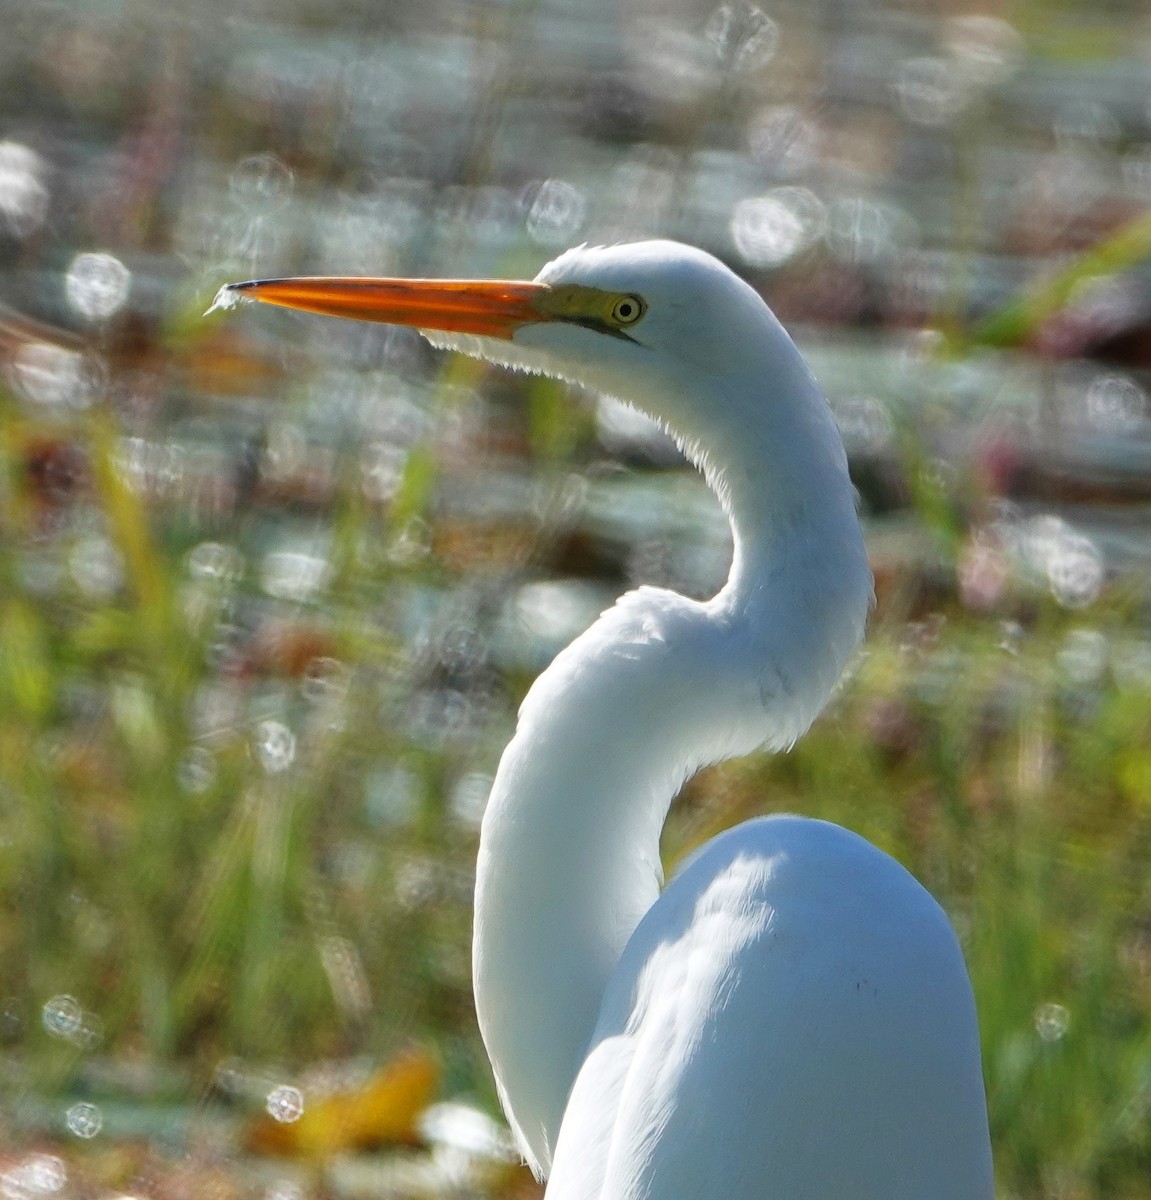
[473,319,872,1174]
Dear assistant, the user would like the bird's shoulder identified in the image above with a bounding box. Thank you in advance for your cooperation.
[546,816,984,1200]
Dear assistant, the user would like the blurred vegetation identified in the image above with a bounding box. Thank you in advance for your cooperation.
[0,0,1150,1197]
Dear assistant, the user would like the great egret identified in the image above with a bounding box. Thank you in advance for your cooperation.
[215,241,994,1199]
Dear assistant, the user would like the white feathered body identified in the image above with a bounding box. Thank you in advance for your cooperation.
[222,240,994,1197]
[461,242,992,1199]
[546,815,991,1200]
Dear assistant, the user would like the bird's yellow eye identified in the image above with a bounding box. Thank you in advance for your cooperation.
[534,284,647,336]
[610,294,646,326]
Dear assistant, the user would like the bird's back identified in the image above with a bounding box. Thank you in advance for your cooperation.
[545,815,993,1200]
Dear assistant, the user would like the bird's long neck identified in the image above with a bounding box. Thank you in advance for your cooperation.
[472,330,872,1177]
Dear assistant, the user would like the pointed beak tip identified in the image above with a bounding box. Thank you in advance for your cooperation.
[204,282,251,317]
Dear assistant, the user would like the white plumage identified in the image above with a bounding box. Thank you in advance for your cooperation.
[222,240,994,1199]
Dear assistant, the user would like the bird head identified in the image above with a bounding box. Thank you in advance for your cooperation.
[212,240,786,437]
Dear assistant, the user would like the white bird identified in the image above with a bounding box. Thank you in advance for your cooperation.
[217,240,994,1199]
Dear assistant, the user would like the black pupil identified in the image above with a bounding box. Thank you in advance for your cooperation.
[617,301,633,318]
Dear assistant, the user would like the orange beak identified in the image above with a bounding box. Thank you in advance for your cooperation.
[221,276,550,340]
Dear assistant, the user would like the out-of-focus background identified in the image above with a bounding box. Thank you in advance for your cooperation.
[2,0,1151,1195]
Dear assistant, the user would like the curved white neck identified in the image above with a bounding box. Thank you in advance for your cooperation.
[472,333,872,1176]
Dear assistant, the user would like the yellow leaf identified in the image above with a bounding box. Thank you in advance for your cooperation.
[246,1047,440,1159]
